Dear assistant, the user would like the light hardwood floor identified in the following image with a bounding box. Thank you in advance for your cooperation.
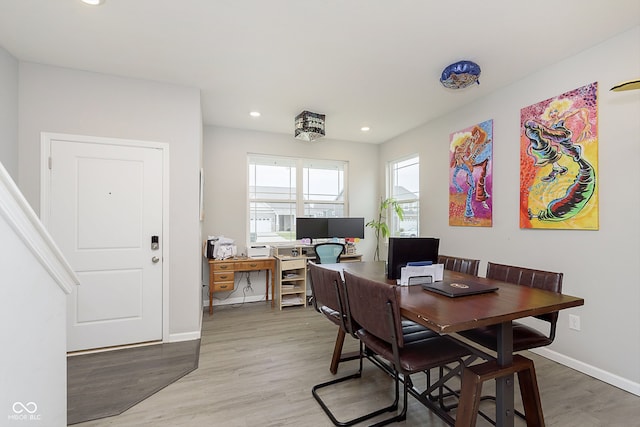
[75,301,639,426]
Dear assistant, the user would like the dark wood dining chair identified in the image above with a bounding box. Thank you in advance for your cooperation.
[456,262,563,424]
[437,255,480,276]
[428,256,480,409]
[309,263,440,426]
[310,262,401,426]
[341,270,471,426]
[308,262,358,375]
[459,262,564,352]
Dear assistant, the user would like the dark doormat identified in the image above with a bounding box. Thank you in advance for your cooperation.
[67,339,200,425]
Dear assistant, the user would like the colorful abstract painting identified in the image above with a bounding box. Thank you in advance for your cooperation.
[520,82,598,230]
[448,119,493,227]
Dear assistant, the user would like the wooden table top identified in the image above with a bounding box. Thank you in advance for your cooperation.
[330,261,584,334]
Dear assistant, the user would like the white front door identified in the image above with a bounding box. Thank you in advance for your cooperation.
[45,135,164,352]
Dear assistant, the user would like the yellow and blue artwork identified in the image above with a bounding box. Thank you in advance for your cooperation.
[449,119,493,227]
[520,82,599,230]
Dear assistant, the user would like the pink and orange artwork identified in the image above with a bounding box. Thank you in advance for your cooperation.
[448,119,493,227]
[520,82,599,230]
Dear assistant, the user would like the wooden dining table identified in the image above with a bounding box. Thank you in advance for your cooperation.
[331,261,584,427]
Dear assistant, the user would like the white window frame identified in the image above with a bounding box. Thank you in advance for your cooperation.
[248,154,348,244]
[388,155,420,237]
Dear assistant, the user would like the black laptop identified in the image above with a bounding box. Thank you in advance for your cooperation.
[422,281,498,298]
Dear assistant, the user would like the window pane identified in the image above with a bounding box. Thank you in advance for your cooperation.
[249,163,295,200]
[303,164,344,202]
[393,201,419,237]
[391,157,419,200]
[249,201,296,243]
[390,156,419,237]
[303,203,345,218]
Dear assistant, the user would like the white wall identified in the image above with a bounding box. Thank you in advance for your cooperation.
[202,126,379,303]
[1,158,78,426]
[380,26,640,394]
[17,63,203,340]
[0,45,18,179]
[1,217,68,426]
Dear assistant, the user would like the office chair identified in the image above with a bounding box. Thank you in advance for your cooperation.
[314,242,345,264]
[340,271,471,426]
[437,254,480,276]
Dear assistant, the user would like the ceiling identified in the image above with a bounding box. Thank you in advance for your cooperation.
[0,1,638,143]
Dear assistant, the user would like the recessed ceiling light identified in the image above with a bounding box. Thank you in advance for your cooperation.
[81,0,105,5]
[249,111,261,117]
[361,126,370,132]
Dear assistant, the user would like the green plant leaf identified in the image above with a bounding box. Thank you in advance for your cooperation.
[367,197,406,261]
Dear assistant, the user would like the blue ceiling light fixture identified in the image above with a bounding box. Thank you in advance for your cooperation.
[440,60,481,89]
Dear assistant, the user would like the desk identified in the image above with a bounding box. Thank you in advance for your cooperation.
[208,257,276,315]
[272,244,361,263]
[304,253,362,262]
[329,262,584,427]
[338,253,362,262]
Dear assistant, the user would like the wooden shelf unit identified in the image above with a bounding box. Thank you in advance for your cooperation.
[276,256,307,310]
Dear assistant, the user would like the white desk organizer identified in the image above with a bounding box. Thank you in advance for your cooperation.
[400,263,444,286]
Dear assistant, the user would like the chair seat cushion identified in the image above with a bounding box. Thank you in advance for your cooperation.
[356,329,469,374]
[459,322,553,352]
[401,320,439,344]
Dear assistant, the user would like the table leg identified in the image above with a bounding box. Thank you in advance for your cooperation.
[495,321,514,427]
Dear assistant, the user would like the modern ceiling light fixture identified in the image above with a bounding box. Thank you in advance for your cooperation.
[81,0,105,5]
[249,111,261,117]
[294,110,325,141]
[610,78,640,91]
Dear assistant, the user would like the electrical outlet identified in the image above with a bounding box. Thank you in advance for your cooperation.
[569,314,581,331]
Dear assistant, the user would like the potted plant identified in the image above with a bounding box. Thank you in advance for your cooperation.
[366,197,404,261]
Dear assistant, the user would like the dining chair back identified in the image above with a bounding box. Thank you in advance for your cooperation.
[342,271,470,425]
[314,242,345,264]
[437,254,480,276]
[487,262,563,328]
[308,263,349,333]
[309,263,396,426]
[459,261,564,352]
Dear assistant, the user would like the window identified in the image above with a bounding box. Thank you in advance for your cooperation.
[248,154,347,243]
[389,156,419,237]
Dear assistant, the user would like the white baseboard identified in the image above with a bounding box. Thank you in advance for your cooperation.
[532,347,640,396]
[206,294,268,307]
[168,331,201,343]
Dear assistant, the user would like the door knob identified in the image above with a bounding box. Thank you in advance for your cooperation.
[152,256,160,263]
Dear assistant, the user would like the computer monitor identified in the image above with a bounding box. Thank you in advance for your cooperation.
[387,237,440,280]
[295,217,328,240]
[328,217,365,239]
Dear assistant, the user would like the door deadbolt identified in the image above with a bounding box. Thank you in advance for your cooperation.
[151,235,159,250]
